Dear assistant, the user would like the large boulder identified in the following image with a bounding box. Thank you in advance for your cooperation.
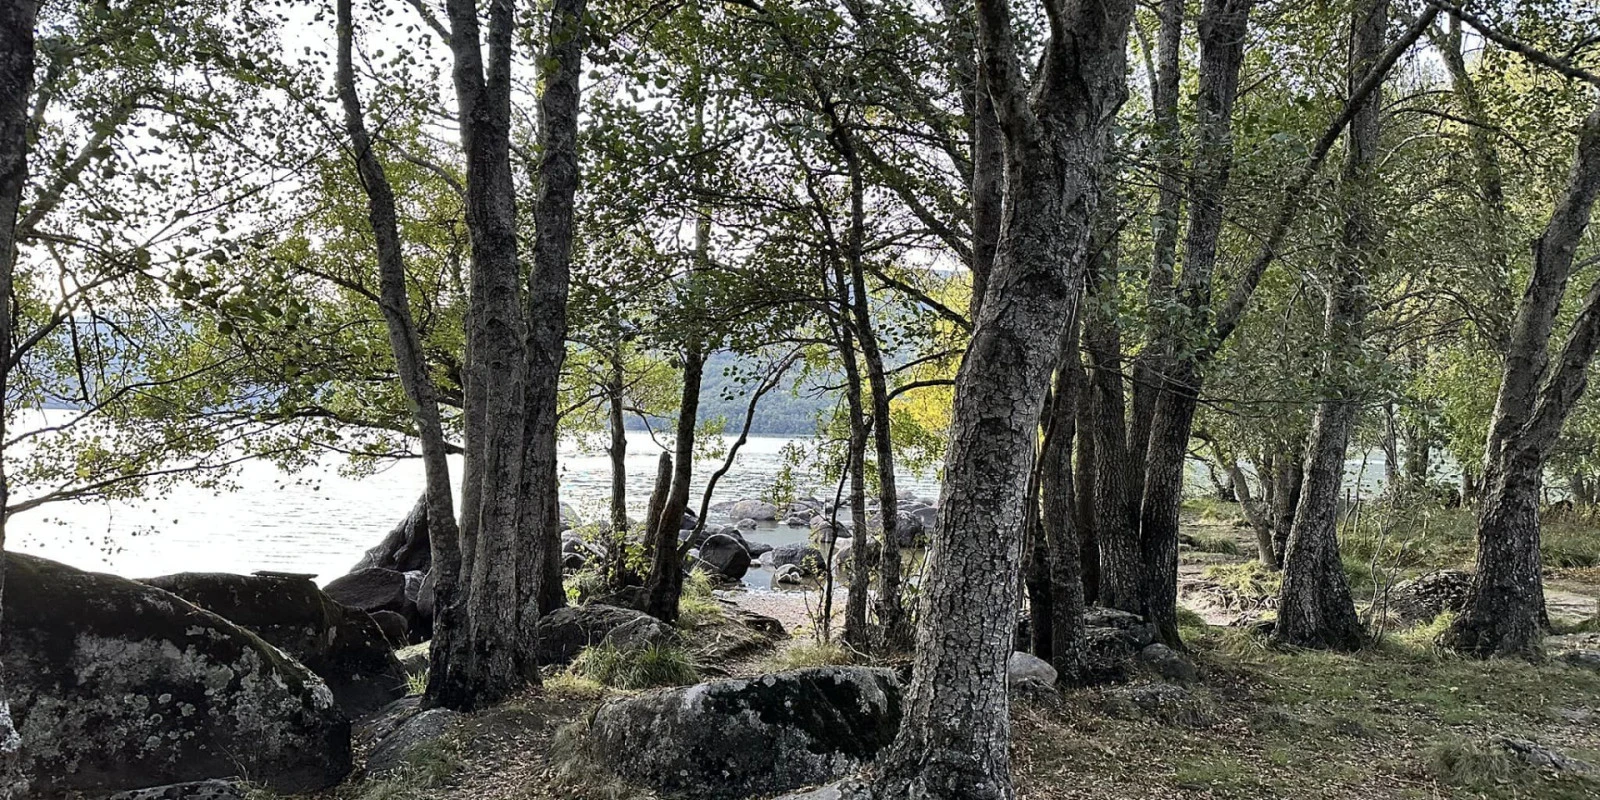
[698,534,752,580]
[141,572,408,718]
[729,499,779,521]
[324,567,408,616]
[1,553,350,796]
[570,667,902,799]
[769,543,826,576]
[351,495,432,574]
[535,604,674,666]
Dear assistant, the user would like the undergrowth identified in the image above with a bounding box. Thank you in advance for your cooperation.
[569,642,698,690]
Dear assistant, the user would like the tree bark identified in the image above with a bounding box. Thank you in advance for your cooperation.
[1272,446,1304,561]
[1139,0,1256,647]
[1274,0,1387,652]
[644,337,705,623]
[1041,315,1086,682]
[0,0,40,784]
[1446,105,1600,658]
[606,336,631,586]
[445,0,530,708]
[334,0,467,707]
[516,0,587,640]
[838,291,874,652]
[870,0,1133,794]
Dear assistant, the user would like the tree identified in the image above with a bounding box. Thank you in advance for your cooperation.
[1273,0,1389,652]
[869,0,1135,794]
[0,0,42,785]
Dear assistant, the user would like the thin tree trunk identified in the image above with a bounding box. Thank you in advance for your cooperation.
[1127,0,1183,479]
[0,0,40,782]
[516,0,587,638]
[334,0,466,707]
[1042,314,1086,682]
[607,337,630,586]
[445,0,529,708]
[1273,0,1388,652]
[1072,368,1098,607]
[840,315,874,652]
[1272,445,1304,561]
[640,451,673,573]
[1084,197,1135,612]
[1226,461,1276,567]
[1446,105,1600,658]
[1140,0,1257,647]
[871,0,1133,794]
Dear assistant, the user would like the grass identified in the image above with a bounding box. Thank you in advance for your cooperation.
[1187,532,1243,556]
[759,639,855,671]
[677,569,725,628]
[353,735,464,800]
[568,642,698,690]
[405,670,428,697]
[1203,561,1282,602]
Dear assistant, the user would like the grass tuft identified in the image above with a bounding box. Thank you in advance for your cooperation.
[569,642,698,690]
[761,640,855,671]
[1188,532,1243,556]
[1203,561,1282,601]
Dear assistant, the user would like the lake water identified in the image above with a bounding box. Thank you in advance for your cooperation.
[7,410,942,586]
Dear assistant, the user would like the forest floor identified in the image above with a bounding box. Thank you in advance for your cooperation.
[314,503,1600,800]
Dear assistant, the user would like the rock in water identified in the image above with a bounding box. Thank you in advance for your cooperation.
[698,534,752,580]
[141,572,408,718]
[729,499,779,521]
[535,604,675,665]
[571,667,902,799]
[769,543,826,577]
[1,553,351,795]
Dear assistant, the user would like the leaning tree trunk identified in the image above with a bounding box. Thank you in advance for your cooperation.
[1273,0,1388,652]
[1446,105,1600,658]
[0,0,40,786]
[445,0,530,709]
[334,0,466,706]
[643,340,705,623]
[870,0,1133,794]
[516,0,587,641]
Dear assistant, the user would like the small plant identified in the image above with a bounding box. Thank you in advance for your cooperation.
[762,640,855,671]
[569,642,698,690]
[1187,533,1242,556]
[405,670,428,697]
[677,569,725,628]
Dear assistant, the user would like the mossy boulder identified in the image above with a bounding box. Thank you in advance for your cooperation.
[1,552,351,796]
[570,667,902,799]
[141,571,407,717]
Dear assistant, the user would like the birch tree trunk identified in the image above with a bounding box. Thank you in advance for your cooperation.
[1273,0,1387,652]
[1140,0,1256,646]
[1445,106,1600,658]
[869,0,1133,794]
[0,0,40,785]
[516,0,587,648]
[334,0,468,707]
[445,0,530,708]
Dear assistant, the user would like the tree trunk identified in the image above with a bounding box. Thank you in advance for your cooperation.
[1273,0,1387,653]
[607,337,631,586]
[516,0,587,636]
[445,0,530,708]
[1222,458,1275,568]
[644,341,705,623]
[640,451,673,571]
[870,1,1133,794]
[1041,316,1086,682]
[1272,446,1304,561]
[839,301,874,653]
[1446,105,1600,657]
[1138,0,1256,648]
[334,0,467,707]
[0,0,40,784]
[1128,0,1184,479]
[1072,370,1099,607]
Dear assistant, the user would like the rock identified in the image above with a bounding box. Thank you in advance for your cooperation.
[572,667,902,800]
[744,539,774,558]
[699,533,753,580]
[1007,651,1058,693]
[784,513,813,527]
[2,553,350,795]
[1385,569,1472,624]
[1559,649,1600,672]
[1083,606,1158,645]
[681,510,699,530]
[354,697,422,749]
[909,505,938,530]
[535,604,675,665]
[106,780,248,800]
[416,568,438,619]
[563,552,589,571]
[366,708,464,777]
[736,517,759,531]
[560,502,583,530]
[1138,643,1198,683]
[891,511,926,548]
[1491,736,1596,775]
[1102,683,1211,726]
[770,543,827,576]
[139,571,407,719]
[729,498,779,521]
[370,609,411,647]
[324,567,408,615]
[775,564,806,585]
[1077,607,1160,681]
[397,643,430,680]
[351,494,432,574]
